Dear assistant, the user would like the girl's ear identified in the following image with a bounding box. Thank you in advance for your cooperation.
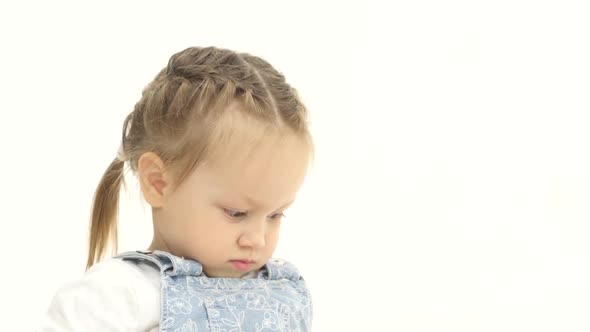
[137,152,170,208]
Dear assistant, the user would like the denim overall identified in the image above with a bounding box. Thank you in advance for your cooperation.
[115,250,313,332]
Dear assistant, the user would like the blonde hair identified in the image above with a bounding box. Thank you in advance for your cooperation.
[87,46,314,270]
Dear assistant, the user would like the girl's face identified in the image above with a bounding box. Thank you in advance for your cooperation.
[146,119,310,278]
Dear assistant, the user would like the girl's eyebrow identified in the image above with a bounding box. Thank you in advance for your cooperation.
[279,200,295,209]
[243,195,295,209]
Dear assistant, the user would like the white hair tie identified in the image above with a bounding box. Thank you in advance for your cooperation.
[116,144,127,162]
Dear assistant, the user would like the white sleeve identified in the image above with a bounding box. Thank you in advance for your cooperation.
[36,259,144,332]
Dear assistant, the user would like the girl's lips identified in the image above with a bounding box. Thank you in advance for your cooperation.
[230,260,254,271]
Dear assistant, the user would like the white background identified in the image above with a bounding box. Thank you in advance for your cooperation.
[1,1,589,331]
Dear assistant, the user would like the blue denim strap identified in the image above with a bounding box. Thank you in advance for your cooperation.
[115,250,204,277]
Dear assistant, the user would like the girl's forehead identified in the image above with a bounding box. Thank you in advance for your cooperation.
[206,108,305,166]
[207,130,309,179]
[198,129,310,204]
[185,104,311,203]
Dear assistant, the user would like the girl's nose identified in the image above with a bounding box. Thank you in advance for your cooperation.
[238,222,266,249]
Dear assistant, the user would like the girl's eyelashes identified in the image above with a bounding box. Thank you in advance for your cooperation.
[269,212,286,221]
[222,208,286,222]
[224,208,247,219]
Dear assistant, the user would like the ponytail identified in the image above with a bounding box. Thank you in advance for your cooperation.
[86,157,126,270]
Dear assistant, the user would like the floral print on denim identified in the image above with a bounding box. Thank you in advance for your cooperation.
[116,250,312,332]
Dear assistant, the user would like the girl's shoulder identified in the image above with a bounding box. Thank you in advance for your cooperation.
[37,257,160,331]
[87,255,161,284]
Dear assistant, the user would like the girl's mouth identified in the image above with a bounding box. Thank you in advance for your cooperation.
[230,260,255,271]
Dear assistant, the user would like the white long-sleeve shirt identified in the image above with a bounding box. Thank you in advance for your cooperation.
[37,258,161,331]
[37,256,260,331]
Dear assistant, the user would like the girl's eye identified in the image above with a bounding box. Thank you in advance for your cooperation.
[223,208,286,222]
[269,213,286,222]
[224,209,247,219]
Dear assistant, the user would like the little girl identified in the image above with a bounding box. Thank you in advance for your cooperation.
[38,46,314,331]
